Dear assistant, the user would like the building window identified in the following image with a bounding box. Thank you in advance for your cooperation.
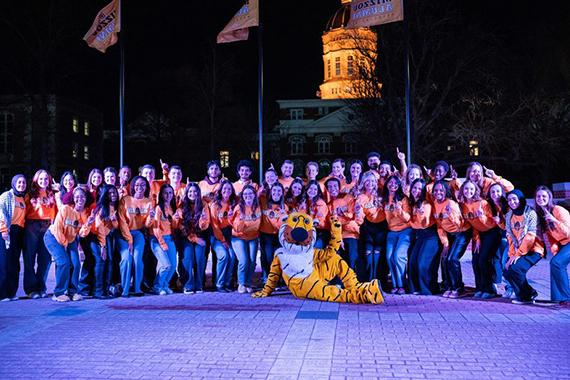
[83,145,89,160]
[316,135,332,154]
[84,121,90,136]
[335,57,341,76]
[220,150,230,168]
[0,112,14,154]
[327,59,331,79]
[250,151,259,160]
[72,143,79,158]
[318,107,329,115]
[289,136,306,155]
[469,140,479,156]
[347,56,354,76]
[72,118,79,133]
[343,135,358,154]
[290,109,303,120]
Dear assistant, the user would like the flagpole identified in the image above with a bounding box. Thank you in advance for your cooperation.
[119,0,125,167]
[257,0,264,183]
[403,6,412,166]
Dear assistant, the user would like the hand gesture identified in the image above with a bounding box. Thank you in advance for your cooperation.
[505,255,520,270]
[186,177,190,186]
[396,147,405,162]
[149,209,156,220]
[492,215,500,224]
[87,209,96,225]
[542,207,556,223]
[110,211,117,222]
[196,238,206,247]
[51,178,61,192]
[450,165,458,180]
[423,165,432,177]
[483,166,496,178]
[160,159,169,172]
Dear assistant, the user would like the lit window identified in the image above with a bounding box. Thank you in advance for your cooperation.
[447,145,453,151]
[469,140,479,157]
[84,122,90,136]
[335,57,341,76]
[250,151,260,160]
[290,109,303,120]
[289,136,306,155]
[327,59,331,79]
[316,135,332,154]
[0,112,15,154]
[72,118,79,133]
[72,143,79,158]
[220,151,230,168]
[83,145,89,160]
[347,56,354,76]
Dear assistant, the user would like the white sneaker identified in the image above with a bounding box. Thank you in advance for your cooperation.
[158,290,167,296]
[52,294,70,302]
[237,285,247,294]
[183,289,193,295]
[71,294,83,301]
[0,298,10,302]
[245,287,254,294]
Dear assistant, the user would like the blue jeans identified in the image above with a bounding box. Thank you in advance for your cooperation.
[408,227,441,295]
[43,230,80,297]
[211,237,235,290]
[386,228,412,288]
[180,238,207,291]
[150,235,177,292]
[231,237,258,287]
[550,243,570,302]
[23,220,52,294]
[504,251,541,301]
[472,227,501,294]
[497,233,512,291]
[442,229,472,291]
[360,220,387,281]
[117,230,146,296]
[259,232,280,283]
[78,234,106,297]
[104,229,120,293]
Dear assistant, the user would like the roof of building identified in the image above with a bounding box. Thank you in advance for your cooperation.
[325,2,351,31]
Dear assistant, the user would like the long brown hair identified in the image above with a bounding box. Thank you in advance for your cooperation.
[535,185,555,232]
[29,169,55,202]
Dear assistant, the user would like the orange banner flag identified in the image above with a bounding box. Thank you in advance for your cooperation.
[347,0,404,29]
[217,0,259,44]
[83,0,121,53]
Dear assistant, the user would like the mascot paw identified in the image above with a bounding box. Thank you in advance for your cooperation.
[252,291,268,298]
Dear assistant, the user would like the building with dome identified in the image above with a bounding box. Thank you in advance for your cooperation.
[267,0,380,177]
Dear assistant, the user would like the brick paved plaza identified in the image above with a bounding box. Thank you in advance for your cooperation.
[1,255,569,380]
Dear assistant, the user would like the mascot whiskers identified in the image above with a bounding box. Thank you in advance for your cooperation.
[253,212,384,304]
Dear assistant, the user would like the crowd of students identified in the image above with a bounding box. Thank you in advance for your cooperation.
[0,150,568,307]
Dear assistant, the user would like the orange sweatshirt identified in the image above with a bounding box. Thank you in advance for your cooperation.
[507,212,544,257]
[0,196,26,233]
[230,204,262,240]
[384,196,411,232]
[433,199,469,247]
[410,202,435,230]
[328,194,362,239]
[260,202,288,234]
[198,179,221,203]
[356,193,386,224]
[92,206,119,247]
[48,205,91,248]
[233,180,259,197]
[209,201,234,243]
[460,199,497,233]
[118,196,154,245]
[450,176,514,199]
[543,205,570,255]
[277,177,294,192]
[152,205,180,250]
[305,198,330,230]
[176,202,211,244]
[25,190,57,222]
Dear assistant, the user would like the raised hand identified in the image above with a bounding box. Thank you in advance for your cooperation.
[450,165,458,180]
[483,166,496,178]
[423,165,432,177]
[160,159,169,172]
[396,147,405,162]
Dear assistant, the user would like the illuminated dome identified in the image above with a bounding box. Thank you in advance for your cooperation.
[325,2,351,31]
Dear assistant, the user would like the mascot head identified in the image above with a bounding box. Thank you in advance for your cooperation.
[278,212,317,254]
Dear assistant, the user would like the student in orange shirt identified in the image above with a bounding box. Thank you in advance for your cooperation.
[259,182,288,283]
[94,185,120,298]
[0,175,27,301]
[43,187,93,302]
[504,189,544,304]
[451,162,513,198]
[118,166,132,199]
[258,167,279,205]
[117,176,154,297]
[320,159,348,193]
[278,160,295,192]
[357,171,386,282]
[209,180,238,292]
[140,163,169,204]
[24,169,57,299]
[198,160,223,203]
[54,171,77,209]
[304,180,330,249]
[346,159,363,197]
[408,179,440,295]
[178,183,211,294]
[458,180,502,299]
[366,151,381,176]
[383,175,412,294]
[87,168,103,202]
[535,186,570,305]
[233,160,258,196]
[285,178,305,212]
[103,167,117,186]
[402,164,423,197]
[432,180,472,298]
[305,161,319,183]
[230,185,261,293]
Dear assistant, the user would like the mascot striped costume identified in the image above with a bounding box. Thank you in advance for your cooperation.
[253,212,384,304]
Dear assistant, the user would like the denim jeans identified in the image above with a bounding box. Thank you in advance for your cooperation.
[386,228,413,288]
[104,229,120,293]
[550,243,570,302]
[408,227,441,295]
[43,230,80,297]
[442,229,472,291]
[497,233,512,291]
[150,235,177,292]
[79,234,106,297]
[360,220,387,281]
[211,237,235,290]
[472,227,501,294]
[504,251,541,301]
[180,238,207,292]
[23,220,52,294]
[259,232,280,283]
[117,230,146,296]
[231,237,258,287]
[0,225,24,299]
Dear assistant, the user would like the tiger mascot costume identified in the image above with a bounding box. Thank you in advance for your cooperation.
[252,212,384,304]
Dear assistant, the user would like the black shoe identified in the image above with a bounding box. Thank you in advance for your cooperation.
[94,294,109,300]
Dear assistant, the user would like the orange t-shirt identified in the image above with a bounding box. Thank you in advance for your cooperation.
[433,199,469,247]
[198,179,221,204]
[48,205,91,247]
[384,196,411,232]
[0,195,26,233]
[410,202,435,230]
[118,196,154,244]
[543,205,570,255]
[357,193,386,224]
